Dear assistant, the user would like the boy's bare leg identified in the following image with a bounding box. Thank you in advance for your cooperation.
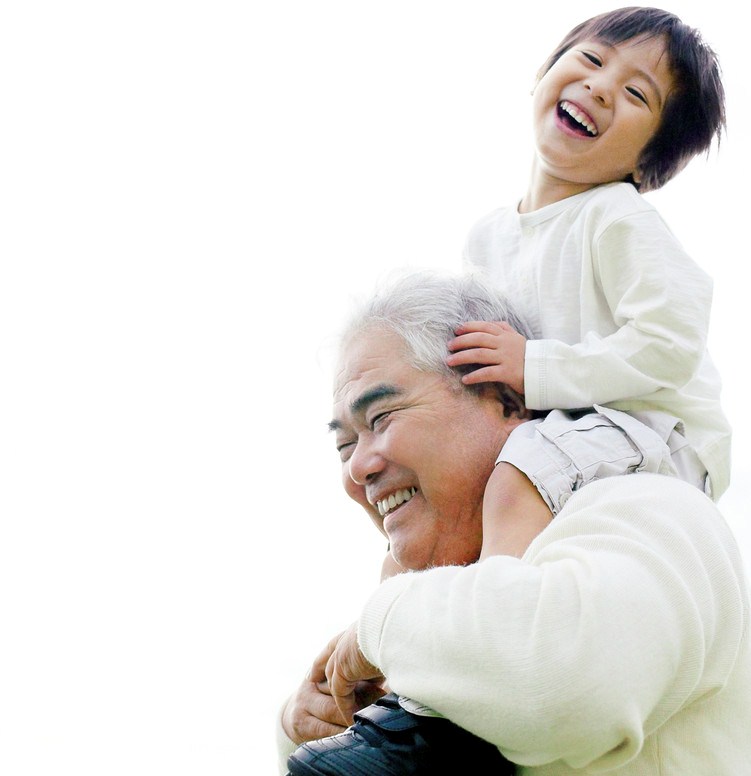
[480,462,553,560]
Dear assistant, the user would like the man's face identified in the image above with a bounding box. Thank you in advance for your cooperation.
[330,327,514,570]
[531,34,675,188]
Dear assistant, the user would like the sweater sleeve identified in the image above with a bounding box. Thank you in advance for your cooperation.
[524,211,713,410]
[275,698,298,776]
[357,475,746,770]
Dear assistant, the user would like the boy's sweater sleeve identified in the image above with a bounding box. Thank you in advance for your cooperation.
[523,211,713,411]
[357,475,746,770]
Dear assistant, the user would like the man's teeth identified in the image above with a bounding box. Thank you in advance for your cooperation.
[560,100,598,136]
[377,487,417,517]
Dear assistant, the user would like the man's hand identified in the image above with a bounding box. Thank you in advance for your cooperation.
[326,622,385,724]
[447,321,526,396]
[282,632,385,744]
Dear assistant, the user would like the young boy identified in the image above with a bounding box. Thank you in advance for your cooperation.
[447,5,730,558]
[286,7,730,774]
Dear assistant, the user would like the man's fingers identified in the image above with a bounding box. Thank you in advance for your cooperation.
[308,631,345,684]
[332,690,358,726]
[322,622,386,726]
[354,680,387,709]
[282,687,348,744]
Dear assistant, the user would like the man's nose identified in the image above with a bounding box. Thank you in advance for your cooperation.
[347,436,386,485]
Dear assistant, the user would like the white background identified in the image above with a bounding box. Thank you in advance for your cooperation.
[2,2,748,774]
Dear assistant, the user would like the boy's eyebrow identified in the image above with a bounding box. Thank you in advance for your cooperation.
[328,384,404,432]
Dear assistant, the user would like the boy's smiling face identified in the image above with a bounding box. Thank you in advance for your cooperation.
[529,34,675,196]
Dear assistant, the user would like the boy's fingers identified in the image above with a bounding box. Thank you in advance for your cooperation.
[454,320,503,335]
[448,333,500,352]
[461,366,506,385]
[448,347,506,366]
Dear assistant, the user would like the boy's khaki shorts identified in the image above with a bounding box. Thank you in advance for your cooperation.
[498,405,708,515]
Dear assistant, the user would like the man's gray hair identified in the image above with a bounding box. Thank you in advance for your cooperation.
[339,270,531,380]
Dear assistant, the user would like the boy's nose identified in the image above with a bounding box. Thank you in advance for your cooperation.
[584,76,612,107]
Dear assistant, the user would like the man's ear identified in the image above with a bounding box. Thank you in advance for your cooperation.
[479,382,531,420]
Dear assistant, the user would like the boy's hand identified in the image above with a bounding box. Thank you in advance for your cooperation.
[447,321,526,395]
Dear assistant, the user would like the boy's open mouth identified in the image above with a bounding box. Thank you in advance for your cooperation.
[558,100,598,136]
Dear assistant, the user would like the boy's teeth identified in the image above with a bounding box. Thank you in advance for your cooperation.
[560,100,598,136]
[377,487,417,516]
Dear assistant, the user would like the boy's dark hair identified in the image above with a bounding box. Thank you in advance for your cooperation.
[537,6,726,192]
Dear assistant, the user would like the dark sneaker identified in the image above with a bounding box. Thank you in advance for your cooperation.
[287,693,515,775]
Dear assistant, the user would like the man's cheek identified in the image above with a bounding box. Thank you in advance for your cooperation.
[341,472,386,536]
[342,469,366,506]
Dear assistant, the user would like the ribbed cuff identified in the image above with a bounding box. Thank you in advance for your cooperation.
[357,572,414,668]
[523,338,546,410]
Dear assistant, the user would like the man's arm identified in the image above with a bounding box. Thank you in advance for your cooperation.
[329,475,747,769]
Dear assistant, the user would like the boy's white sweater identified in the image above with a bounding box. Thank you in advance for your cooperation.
[463,182,732,498]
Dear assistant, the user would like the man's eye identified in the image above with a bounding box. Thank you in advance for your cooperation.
[337,441,354,461]
[626,86,648,105]
[582,51,602,66]
[370,411,392,430]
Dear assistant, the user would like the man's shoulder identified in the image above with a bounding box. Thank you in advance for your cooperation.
[566,472,715,514]
[528,473,748,589]
[556,473,729,549]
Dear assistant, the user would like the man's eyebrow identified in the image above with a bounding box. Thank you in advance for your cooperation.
[327,384,404,433]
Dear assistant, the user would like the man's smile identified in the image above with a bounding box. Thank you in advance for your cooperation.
[375,487,418,517]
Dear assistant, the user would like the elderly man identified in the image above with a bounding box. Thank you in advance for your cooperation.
[278,271,751,775]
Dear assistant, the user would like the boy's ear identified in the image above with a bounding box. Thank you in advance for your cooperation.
[624,169,643,191]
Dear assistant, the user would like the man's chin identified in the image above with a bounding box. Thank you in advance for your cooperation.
[388,533,436,572]
[388,541,420,571]
[391,538,481,570]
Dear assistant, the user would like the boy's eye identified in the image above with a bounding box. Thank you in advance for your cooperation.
[626,86,648,105]
[581,51,602,66]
